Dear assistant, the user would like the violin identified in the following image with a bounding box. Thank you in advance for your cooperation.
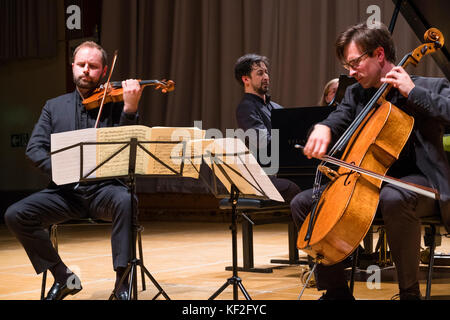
[82,79,175,110]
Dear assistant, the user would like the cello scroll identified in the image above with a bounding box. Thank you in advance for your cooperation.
[378,28,444,105]
[409,28,444,66]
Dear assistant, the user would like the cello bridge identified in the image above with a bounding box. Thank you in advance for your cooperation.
[318,165,339,181]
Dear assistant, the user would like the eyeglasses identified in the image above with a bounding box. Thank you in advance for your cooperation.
[342,51,370,70]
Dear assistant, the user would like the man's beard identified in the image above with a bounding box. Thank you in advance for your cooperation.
[255,83,269,96]
[73,75,101,91]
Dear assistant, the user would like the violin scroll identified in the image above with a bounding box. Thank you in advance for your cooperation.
[154,79,175,93]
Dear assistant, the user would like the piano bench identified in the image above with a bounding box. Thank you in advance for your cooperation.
[219,199,307,273]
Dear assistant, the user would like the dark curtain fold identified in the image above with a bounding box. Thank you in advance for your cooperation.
[101,0,444,133]
[0,0,57,60]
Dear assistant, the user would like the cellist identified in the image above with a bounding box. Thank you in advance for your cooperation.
[5,41,143,300]
[291,22,450,300]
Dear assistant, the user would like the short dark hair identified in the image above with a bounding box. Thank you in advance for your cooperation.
[335,22,396,64]
[73,41,108,67]
[234,54,269,86]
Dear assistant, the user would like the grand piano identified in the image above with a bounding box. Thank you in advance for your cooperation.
[272,0,450,190]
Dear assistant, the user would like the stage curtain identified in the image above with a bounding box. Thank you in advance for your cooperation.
[0,0,57,60]
[101,0,444,132]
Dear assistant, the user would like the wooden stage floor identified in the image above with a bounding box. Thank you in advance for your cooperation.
[0,221,449,301]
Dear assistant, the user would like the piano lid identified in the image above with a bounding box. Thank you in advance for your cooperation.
[393,0,450,79]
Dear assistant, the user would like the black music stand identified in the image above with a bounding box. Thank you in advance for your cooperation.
[211,184,252,300]
[51,137,188,300]
[185,141,283,300]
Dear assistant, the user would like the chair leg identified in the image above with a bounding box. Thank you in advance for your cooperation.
[41,270,47,300]
[425,225,437,300]
[349,249,359,295]
[363,229,373,254]
[137,225,146,291]
[288,222,299,262]
[51,225,58,252]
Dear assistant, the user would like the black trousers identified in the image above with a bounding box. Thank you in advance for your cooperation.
[269,176,301,204]
[4,181,136,274]
[290,174,438,291]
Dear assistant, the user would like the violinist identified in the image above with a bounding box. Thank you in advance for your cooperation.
[5,41,143,300]
[291,22,450,300]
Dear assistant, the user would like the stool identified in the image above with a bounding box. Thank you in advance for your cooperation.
[40,218,146,300]
[220,199,306,273]
[420,217,447,299]
[350,216,447,300]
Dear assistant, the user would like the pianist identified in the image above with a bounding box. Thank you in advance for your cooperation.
[234,53,301,203]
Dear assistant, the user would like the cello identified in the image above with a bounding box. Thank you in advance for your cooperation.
[296,28,444,266]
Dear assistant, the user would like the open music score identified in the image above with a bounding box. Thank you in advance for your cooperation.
[185,138,284,202]
[50,125,205,185]
[51,127,283,202]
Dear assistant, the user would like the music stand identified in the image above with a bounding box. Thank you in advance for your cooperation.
[51,137,188,300]
[208,184,253,301]
[184,138,284,300]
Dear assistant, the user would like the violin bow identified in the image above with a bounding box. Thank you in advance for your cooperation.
[94,50,119,128]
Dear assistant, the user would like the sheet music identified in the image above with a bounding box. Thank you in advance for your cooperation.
[184,139,215,179]
[147,127,205,177]
[203,138,284,202]
[96,125,151,177]
[51,125,209,185]
[51,128,97,185]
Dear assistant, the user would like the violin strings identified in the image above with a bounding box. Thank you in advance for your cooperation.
[328,53,412,157]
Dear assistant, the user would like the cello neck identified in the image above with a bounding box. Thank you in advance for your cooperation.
[330,52,415,155]
[330,28,444,155]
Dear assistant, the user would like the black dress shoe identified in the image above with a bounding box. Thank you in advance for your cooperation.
[115,290,129,300]
[45,275,82,300]
[318,287,355,300]
[398,283,422,300]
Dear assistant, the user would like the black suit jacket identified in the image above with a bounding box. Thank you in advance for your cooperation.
[236,93,282,140]
[236,93,283,157]
[320,76,450,232]
[26,90,138,182]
